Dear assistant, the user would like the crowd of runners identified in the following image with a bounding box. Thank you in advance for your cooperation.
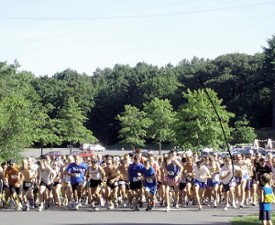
[0,148,273,212]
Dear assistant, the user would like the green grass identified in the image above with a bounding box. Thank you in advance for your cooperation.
[231,214,275,225]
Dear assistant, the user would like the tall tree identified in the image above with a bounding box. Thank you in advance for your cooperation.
[144,98,176,155]
[117,105,151,149]
[174,89,234,150]
[32,104,62,156]
[58,97,97,153]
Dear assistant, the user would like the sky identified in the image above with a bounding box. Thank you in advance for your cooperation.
[0,0,274,76]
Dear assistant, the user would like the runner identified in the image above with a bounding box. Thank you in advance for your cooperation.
[118,158,130,207]
[86,158,105,211]
[163,155,183,212]
[128,155,144,211]
[20,159,37,210]
[37,156,56,211]
[193,160,210,210]
[142,160,157,211]
[103,156,120,209]
[4,159,24,210]
[220,156,237,210]
[66,155,88,210]
[206,155,220,208]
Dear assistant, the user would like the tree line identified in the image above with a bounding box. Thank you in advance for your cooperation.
[0,35,274,159]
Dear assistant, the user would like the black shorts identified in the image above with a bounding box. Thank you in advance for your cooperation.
[179,182,186,191]
[9,185,22,195]
[107,180,118,189]
[129,181,142,190]
[259,210,272,221]
[71,182,85,191]
[53,181,61,187]
[90,179,102,188]
[40,181,53,191]
[23,181,33,191]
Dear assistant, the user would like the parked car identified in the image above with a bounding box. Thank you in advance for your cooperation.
[80,143,105,152]
[89,144,105,152]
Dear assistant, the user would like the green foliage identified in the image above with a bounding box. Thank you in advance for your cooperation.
[174,89,234,150]
[2,34,275,150]
[31,104,62,147]
[0,94,34,160]
[231,118,257,144]
[117,105,151,149]
[144,98,176,147]
[58,97,97,145]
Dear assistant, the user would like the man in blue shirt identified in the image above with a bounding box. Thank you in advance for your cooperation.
[66,155,87,210]
[128,155,144,210]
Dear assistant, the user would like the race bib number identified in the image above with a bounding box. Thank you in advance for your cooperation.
[74,173,80,177]
[25,182,32,187]
[11,175,18,179]
[146,178,153,183]
[167,171,174,176]
[133,177,139,182]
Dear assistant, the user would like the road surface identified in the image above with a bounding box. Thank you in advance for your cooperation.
[0,204,258,225]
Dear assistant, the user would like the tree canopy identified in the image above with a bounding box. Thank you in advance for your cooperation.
[1,34,275,159]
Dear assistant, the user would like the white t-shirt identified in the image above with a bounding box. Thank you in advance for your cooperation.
[193,165,209,183]
[219,165,235,184]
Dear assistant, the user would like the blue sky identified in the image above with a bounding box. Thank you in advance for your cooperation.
[0,0,274,76]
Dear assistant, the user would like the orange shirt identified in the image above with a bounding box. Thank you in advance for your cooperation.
[5,166,21,186]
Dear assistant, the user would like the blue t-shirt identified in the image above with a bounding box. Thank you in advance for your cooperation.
[66,162,87,185]
[142,166,157,186]
[260,186,273,211]
[128,162,145,182]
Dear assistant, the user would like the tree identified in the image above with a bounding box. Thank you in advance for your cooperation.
[32,104,62,156]
[117,105,151,149]
[0,94,34,160]
[144,98,176,155]
[263,35,275,128]
[174,89,234,150]
[58,97,97,153]
[231,118,257,144]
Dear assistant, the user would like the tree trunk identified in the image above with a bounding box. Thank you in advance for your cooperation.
[158,142,162,155]
[40,142,43,156]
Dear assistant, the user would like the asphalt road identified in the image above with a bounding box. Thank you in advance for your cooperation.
[0,204,259,225]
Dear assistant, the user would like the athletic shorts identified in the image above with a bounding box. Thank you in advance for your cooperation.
[71,182,85,191]
[90,179,102,188]
[144,184,157,195]
[186,177,193,184]
[40,181,53,191]
[107,180,118,189]
[165,176,180,187]
[235,176,242,186]
[118,180,129,189]
[222,181,236,192]
[23,181,33,192]
[207,178,219,188]
[259,210,272,221]
[129,181,142,190]
[9,185,22,195]
[179,182,186,191]
[246,179,251,191]
[193,180,207,189]
[53,181,61,187]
